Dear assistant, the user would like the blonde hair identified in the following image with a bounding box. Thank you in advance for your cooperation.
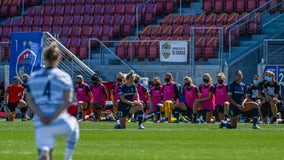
[153,77,161,85]
[184,76,192,82]
[117,72,125,79]
[217,72,226,80]
[126,70,135,80]
[44,42,60,65]
[203,73,212,84]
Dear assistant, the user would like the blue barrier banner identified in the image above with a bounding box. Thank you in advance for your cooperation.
[10,32,43,83]
[278,66,284,98]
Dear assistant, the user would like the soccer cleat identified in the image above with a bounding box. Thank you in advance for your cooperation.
[219,120,226,129]
[180,117,189,123]
[38,146,50,160]
[253,125,261,129]
[173,120,180,123]
[138,124,145,129]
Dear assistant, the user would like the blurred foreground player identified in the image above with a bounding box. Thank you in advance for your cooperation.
[26,42,79,160]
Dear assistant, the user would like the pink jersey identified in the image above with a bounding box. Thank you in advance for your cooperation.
[200,84,215,111]
[111,83,120,101]
[75,83,90,102]
[151,86,163,111]
[91,83,107,105]
[215,84,229,105]
[135,84,148,103]
[184,85,198,108]
[163,82,176,101]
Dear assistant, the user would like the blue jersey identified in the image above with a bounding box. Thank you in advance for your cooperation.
[118,83,137,107]
[179,84,187,103]
[228,81,246,105]
[27,68,73,127]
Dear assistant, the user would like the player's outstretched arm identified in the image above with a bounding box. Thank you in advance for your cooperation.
[49,90,73,122]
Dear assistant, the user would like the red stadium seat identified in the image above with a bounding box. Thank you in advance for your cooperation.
[126,38,139,59]
[1,44,10,60]
[92,26,103,38]
[125,3,136,14]
[194,36,205,60]
[113,14,124,36]
[65,0,76,4]
[164,0,175,13]
[94,4,105,15]
[64,4,74,15]
[104,4,115,15]
[183,23,191,37]
[194,14,206,25]
[55,0,65,4]
[148,38,159,60]
[78,46,88,59]
[22,26,32,32]
[82,25,93,36]
[236,0,245,12]
[61,36,71,46]
[10,4,19,16]
[248,21,258,34]
[71,26,82,37]
[258,0,268,12]
[172,25,183,36]
[161,25,172,37]
[0,5,8,17]
[94,15,104,26]
[32,26,42,32]
[154,0,164,14]
[83,15,93,26]
[54,16,64,26]
[226,12,238,25]
[139,25,152,39]
[44,4,55,15]
[213,0,223,13]
[246,0,257,12]
[5,18,14,26]
[183,14,194,25]
[34,7,44,16]
[116,38,128,58]
[75,0,86,4]
[161,14,174,25]
[73,15,83,27]
[12,26,22,32]
[202,0,212,12]
[43,16,53,27]
[205,13,217,25]
[224,0,234,13]
[205,24,217,36]
[137,38,149,61]
[144,4,157,24]
[13,17,23,26]
[172,14,184,25]
[54,5,64,15]
[51,26,62,34]
[85,0,95,4]
[42,26,52,32]
[216,13,228,26]
[269,0,278,13]
[114,4,125,15]
[104,15,114,25]
[84,4,95,15]
[22,16,33,27]
[204,36,217,58]
[122,15,135,36]
[278,0,284,12]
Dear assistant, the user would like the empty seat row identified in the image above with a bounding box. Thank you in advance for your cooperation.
[203,0,283,13]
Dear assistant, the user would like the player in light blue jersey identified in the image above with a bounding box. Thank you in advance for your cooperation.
[25,42,79,160]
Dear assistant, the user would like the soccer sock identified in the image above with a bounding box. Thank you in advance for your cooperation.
[253,116,258,126]
[64,147,74,160]
[20,108,27,118]
[134,113,138,120]
[156,105,161,120]
[193,113,197,122]
[173,108,180,120]
[137,110,144,125]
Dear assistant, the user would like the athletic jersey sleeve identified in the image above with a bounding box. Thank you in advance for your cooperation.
[61,74,73,92]
[173,83,179,100]
[118,85,124,95]
[210,85,215,93]
[227,83,233,96]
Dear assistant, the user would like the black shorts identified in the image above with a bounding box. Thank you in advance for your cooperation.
[229,104,242,117]
[216,104,224,113]
[8,102,19,112]
[261,102,273,117]
[118,105,131,118]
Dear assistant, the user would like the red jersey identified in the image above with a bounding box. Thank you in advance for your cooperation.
[6,84,24,103]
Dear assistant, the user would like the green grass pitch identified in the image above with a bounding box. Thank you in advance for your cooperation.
[0,120,284,160]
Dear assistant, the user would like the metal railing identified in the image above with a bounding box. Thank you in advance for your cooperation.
[43,32,96,83]
[226,0,284,59]
[263,39,284,64]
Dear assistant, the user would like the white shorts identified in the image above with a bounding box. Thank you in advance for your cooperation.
[35,116,79,149]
